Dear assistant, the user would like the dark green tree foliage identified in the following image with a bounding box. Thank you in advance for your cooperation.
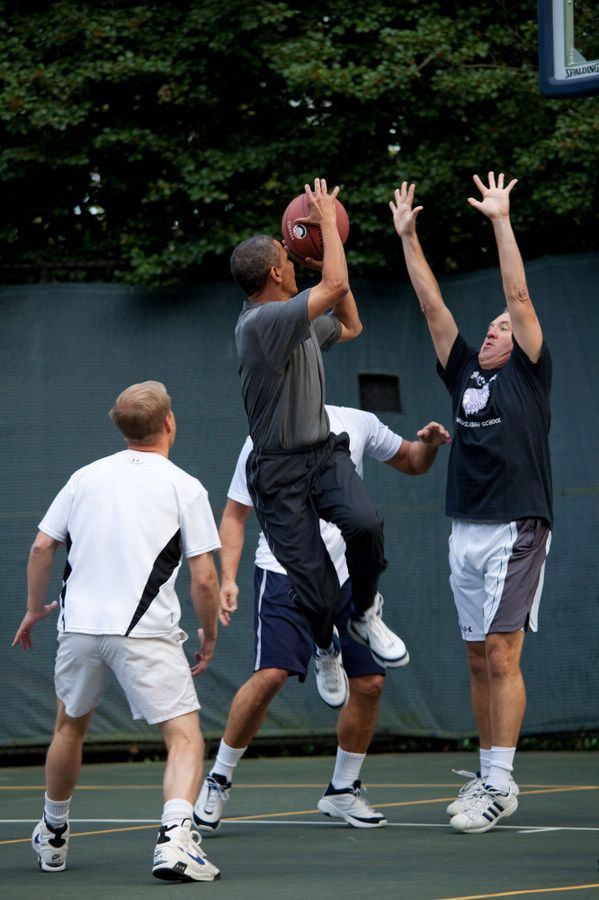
[0,0,597,284]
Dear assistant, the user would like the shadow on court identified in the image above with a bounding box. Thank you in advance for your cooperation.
[1,752,598,900]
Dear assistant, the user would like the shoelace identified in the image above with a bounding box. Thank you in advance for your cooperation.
[451,769,481,797]
[205,778,229,812]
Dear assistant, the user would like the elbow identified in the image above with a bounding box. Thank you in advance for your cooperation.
[326,277,350,302]
[505,283,531,307]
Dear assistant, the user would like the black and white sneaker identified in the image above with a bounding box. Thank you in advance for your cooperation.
[31,818,69,872]
[348,593,409,668]
[450,783,519,833]
[152,818,220,881]
[317,780,388,829]
[192,774,231,832]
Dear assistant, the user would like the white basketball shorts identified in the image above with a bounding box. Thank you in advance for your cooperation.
[448,517,552,642]
[54,630,200,724]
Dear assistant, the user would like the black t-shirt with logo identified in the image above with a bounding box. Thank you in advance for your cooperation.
[437,333,553,526]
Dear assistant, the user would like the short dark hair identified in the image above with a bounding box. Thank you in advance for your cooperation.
[230,235,279,296]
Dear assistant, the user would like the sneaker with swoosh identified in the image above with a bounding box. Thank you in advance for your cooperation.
[31,818,69,872]
[152,818,220,882]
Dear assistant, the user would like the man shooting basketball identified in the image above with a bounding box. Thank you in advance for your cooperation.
[232,178,407,710]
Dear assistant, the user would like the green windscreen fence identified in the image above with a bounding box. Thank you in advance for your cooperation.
[2,253,598,748]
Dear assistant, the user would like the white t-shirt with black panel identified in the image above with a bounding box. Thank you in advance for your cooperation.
[39,449,221,637]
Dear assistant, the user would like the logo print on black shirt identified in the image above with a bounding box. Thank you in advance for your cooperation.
[462,371,497,415]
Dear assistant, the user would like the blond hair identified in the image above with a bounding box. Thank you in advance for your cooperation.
[110,381,171,444]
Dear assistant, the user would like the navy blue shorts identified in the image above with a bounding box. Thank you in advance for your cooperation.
[253,567,385,682]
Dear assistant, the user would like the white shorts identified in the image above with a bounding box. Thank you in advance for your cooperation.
[448,518,551,642]
[55,630,200,724]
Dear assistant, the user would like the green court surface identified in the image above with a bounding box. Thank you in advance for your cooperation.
[1,752,598,899]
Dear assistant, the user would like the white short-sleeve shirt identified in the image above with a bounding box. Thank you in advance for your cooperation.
[39,450,221,637]
[227,406,402,584]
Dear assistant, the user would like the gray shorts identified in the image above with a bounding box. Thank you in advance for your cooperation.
[54,630,200,724]
[448,518,552,641]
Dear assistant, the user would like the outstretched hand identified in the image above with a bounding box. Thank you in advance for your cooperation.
[468,171,517,220]
[11,601,59,651]
[416,421,452,447]
[389,182,423,238]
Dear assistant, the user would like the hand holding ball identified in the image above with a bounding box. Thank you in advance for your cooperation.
[281,193,350,263]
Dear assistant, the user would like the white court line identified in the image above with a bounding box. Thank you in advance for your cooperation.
[1,819,599,832]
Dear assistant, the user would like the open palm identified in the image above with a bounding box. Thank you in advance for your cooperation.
[468,171,517,219]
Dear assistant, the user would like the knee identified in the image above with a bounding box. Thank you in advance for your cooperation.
[349,674,384,704]
[466,643,487,679]
[486,641,519,680]
[346,513,383,544]
[254,668,288,698]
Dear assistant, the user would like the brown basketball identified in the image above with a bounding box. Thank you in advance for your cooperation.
[281,194,350,262]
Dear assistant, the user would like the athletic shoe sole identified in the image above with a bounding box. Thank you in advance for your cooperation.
[192,813,221,832]
[318,798,388,829]
[450,796,518,833]
[347,623,410,668]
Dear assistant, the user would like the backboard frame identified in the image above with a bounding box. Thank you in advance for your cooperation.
[538,0,599,97]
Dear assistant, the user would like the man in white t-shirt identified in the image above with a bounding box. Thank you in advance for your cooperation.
[193,406,450,831]
[12,381,222,883]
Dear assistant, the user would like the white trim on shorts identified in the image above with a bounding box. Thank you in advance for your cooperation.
[54,630,200,724]
[254,568,268,671]
[448,518,551,642]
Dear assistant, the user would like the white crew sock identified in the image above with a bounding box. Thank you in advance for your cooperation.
[486,746,516,793]
[479,748,492,780]
[44,793,71,828]
[212,739,247,783]
[331,748,366,790]
[161,798,193,828]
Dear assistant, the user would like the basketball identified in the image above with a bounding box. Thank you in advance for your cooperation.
[281,194,350,263]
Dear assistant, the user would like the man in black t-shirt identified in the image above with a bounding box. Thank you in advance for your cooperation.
[390,173,552,834]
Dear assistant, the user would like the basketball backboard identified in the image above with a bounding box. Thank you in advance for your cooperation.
[538,0,599,96]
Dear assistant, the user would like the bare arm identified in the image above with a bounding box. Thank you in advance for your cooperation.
[188,551,220,675]
[468,172,543,362]
[12,531,61,650]
[218,498,253,626]
[385,421,451,475]
[390,182,458,368]
[297,179,354,326]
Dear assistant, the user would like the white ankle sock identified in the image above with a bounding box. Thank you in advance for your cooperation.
[161,798,193,828]
[44,793,71,828]
[486,746,516,793]
[479,748,492,780]
[212,739,247,783]
[331,748,365,789]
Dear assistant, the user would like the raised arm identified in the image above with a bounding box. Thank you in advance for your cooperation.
[218,498,253,626]
[385,421,451,475]
[390,182,458,369]
[188,550,220,675]
[297,179,359,337]
[468,172,543,362]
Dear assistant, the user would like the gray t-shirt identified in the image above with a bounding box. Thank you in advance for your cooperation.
[235,289,342,450]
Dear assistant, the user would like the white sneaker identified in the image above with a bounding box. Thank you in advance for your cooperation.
[348,593,409,668]
[152,818,220,881]
[450,783,519,833]
[318,780,388,829]
[447,769,520,816]
[314,627,349,708]
[31,818,69,872]
[193,774,230,832]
